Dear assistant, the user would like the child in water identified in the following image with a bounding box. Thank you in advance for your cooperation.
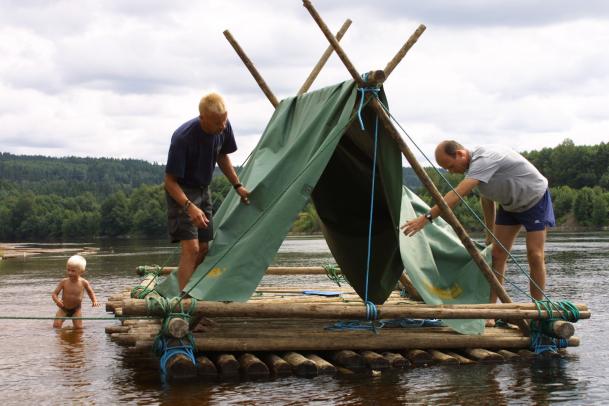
[51,255,100,328]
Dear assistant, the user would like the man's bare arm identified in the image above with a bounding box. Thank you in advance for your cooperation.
[217,154,250,203]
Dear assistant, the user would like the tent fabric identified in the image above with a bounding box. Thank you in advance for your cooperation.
[156,79,493,336]
[156,80,403,302]
[399,187,492,335]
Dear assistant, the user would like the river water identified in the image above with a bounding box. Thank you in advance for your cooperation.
[0,233,607,405]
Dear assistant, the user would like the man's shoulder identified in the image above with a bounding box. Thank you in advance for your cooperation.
[172,117,201,141]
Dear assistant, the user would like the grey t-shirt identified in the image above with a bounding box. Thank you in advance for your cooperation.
[466,145,548,212]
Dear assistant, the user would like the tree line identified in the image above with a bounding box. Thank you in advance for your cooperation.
[0,139,607,241]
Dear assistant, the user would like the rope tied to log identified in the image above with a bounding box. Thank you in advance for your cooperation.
[356,73,381,130]
[150,296,199,379]
[131,272,159,299]
[530,300,580,354]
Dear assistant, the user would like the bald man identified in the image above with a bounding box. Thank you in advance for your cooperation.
[401,141,555,325]
[165,92,250,292]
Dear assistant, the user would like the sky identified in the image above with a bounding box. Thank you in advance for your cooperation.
[1,0,608,167]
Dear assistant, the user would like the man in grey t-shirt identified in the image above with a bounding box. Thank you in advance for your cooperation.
[402,140,555,325]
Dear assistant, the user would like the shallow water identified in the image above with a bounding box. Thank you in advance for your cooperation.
[0,233,607,405]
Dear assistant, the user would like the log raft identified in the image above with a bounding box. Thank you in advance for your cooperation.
[106,267,589,381]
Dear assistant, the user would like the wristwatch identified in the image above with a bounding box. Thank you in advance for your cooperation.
[424,211,433,223]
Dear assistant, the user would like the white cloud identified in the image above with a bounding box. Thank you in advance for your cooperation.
[0,0,608,168]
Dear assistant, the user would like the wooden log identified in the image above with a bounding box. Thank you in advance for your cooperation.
[497,349,520,361]
[196,355,218,379]
[405,349,432,366]
[399,273,423,301]
[551,320,575,339]
[121,298,590,321]
[306,354,337,375]
[238,353,270,378]
[262,354,293,377]
[132,273,157,298]
[298,19,352,95]
[360,350,390,370]
[517,349,538,359]
[446,351,476,365]
[283,352,318,377]
[464,348,504,363]
[223,30,279,108]
[167,317,190,339]
[383,24,427,78]
[166,353,197,380]
[331,350,365,370]
[105,325,130,334]
[301,0,527,335]
[382,352,410,369]
[181,333,581,352]
[215,354,240,378]
[429,350,458,364]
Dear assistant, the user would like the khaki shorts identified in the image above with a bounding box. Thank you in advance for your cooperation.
[166,186,213,243]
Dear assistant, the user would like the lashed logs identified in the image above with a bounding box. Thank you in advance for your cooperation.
[429,350,458,364]
[263,353,292,376]
[464,348,504,363]
[361,350,390,370]
[383,352,410,368]
[121,298,590,321]
[196,355,217,378]
[283,352,317,377]
[306,354,337,375]
[239,353,270,378]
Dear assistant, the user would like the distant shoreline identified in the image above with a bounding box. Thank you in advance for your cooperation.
[0,243,98,260]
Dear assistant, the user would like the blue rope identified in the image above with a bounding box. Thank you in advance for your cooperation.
[154,336,197,378]
[326,318,443,332]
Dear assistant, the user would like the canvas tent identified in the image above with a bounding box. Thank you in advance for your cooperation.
[156,80,491,334]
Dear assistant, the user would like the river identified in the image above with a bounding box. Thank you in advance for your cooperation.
[0,232,607,405]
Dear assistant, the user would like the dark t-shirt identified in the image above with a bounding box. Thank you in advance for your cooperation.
[165,117,237,187]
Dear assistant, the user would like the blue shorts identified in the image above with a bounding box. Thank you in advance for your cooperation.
[496,189,555,232]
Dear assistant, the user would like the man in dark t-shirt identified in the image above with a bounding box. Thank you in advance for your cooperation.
[164,92,250,292]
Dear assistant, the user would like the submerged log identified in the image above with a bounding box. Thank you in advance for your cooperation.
[196,355,217,378]
[262,354,292,377]
[331,350,365,370]
[283,352,318,377]
[306,354,337,375]
[405,349,432,365]
[239,353,270,378]
[382,352,410,369]
[446,351,475,365]
[464,348,504,363]
[215,354,240,378]
[166,353,197,380]
[360,350,390,370]
[429,350,458,364]
[497,349,520,361]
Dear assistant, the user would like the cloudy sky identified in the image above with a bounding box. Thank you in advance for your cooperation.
[1,0,608,167]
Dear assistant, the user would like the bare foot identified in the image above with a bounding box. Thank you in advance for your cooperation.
[485,319,496,327]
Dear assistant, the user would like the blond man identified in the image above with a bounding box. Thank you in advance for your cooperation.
[165,93,250,292]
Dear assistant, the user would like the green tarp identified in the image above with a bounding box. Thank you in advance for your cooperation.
[156,79,491,334]
[399,187,491,334]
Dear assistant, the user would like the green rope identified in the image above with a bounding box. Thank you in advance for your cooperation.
[131,272,159,299]
[0,316,159,320]
[323,264,348,287]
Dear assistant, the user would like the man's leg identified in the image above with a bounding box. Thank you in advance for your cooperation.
[178,239,200,292]
[489,224,522,304]
[525,228,547,301]
[196,241,209,267]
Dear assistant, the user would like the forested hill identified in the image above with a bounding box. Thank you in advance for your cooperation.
[0,152,165,197]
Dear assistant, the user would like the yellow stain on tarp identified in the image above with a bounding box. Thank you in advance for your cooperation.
[207,267,226,278]
[421,279,463,300]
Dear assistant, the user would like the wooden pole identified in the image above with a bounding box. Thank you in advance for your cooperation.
[302,0,365,87]
[383,24,427,78]
[298,19,352,95]
[120,298,590,320]
[223,30,279,108]
[300,0,528,335]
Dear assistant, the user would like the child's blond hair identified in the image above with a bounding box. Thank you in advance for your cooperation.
[67,255,87,272]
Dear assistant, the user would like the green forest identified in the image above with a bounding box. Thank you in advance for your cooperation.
[1,138,608,241]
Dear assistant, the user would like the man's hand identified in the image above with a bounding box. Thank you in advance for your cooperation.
[236,185,250,205]
[400,215,428,237]
[186,204,209,228]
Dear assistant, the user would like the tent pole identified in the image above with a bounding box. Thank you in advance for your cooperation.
[223,30,279,108]
[383,24,427,78]
[302,0,528,334]
[298,19,352,95]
